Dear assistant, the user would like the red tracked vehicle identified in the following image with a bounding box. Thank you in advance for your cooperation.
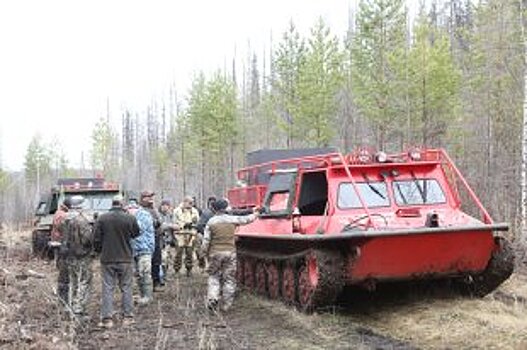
[227,148,514,311]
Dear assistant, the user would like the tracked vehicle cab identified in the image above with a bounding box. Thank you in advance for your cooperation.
[32,177,121,259]
[228,148,513,311]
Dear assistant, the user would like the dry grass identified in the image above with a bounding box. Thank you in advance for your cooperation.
[327,275,527,350]
[0,229,76,349]
[1,228,527,349]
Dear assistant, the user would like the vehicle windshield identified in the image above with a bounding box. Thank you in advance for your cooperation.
[393,179,446,206]
[68,193,116,211]
[338,182,390,209]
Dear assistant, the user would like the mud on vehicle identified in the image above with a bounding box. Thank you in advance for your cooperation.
[228,148,514,312]
[32,177,121,259]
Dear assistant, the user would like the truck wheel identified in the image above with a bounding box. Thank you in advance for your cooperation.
[462,237,514,297]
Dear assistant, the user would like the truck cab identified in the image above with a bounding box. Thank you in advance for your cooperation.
[32,177,121,259]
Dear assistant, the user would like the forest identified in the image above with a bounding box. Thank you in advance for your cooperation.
[0,0,524,236]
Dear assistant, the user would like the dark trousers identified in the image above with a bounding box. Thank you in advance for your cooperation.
[101,263,134,320]
[152,233,164,285]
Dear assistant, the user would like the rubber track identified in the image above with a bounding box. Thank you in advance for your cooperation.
[466,237,515,297]
[298,249,345,311]
[237,247,345,311]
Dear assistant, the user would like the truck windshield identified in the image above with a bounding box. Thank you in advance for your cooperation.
[338,182,390,209]
[393,179,446,206]
[77,193,115,211]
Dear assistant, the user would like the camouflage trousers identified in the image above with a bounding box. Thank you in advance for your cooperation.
[135,254,153,301]
[67,257,93,315]
[173,232,195,273]
[207,251,237,311]
[174,245,193,273]
[56,255,70,305]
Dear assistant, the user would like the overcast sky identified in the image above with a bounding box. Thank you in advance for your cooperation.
[0,0,353,171]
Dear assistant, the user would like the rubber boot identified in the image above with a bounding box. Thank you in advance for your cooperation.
[138,281,153,305]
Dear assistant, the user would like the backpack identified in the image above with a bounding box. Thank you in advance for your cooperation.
[63,212,94,257]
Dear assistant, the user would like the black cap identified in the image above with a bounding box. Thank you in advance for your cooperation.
[212,199,229,212]
[62,197,72,209]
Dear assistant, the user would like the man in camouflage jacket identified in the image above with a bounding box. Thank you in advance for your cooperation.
[173,196,200,276]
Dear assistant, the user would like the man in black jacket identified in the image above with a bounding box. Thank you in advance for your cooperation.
[94,195,140,329]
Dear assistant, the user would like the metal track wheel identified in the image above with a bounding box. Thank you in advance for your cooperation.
[255,260,267,295]
[243,257,255,291]
[267,262,280,299]
[236,257,245,285]
[282,263,297,305]
[297,249,344,312]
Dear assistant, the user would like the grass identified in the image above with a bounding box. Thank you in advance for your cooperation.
[2,228,527,349]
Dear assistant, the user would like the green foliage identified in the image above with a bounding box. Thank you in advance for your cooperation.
[297,18,344,147]
[272,20,307,147]
[0,168,9,192]
[407,12,461,145]
[24,134,52,183]
[187,72,238,160]
[91,117,118,179]
[467,0,523,151]
[352,0,408,148]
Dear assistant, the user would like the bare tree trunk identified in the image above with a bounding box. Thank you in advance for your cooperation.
[520,0,527,243]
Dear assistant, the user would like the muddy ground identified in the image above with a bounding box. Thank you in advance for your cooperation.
[1,230,527,349]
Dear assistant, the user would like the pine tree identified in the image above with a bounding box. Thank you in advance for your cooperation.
[272,20,307,148]
[407,9,461,146]
[297,18,344,147]
[352,0,408,150]
[91,117,119,179]
[24,134,52,183]
[464,0,523,225]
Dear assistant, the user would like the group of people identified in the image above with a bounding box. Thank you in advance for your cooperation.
[50,191,258,328]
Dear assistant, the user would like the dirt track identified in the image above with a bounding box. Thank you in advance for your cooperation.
[1,231,527,349]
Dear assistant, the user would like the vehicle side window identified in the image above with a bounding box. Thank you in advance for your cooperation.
[35,202,48,216]
[338,182,390,209]
[392,179,446,206]
[49,193,59,214]
[262,172,296,217]
[269,192,290,212]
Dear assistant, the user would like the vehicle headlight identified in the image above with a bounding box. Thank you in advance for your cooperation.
[375,151,388,163]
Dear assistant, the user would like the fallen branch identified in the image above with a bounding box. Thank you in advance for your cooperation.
[15,269,46,280]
